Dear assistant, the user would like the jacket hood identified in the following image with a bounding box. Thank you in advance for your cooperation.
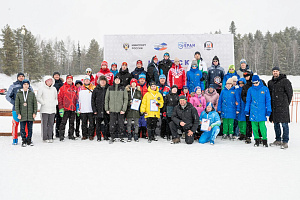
[238,78,247,84]
[205,88,217,96]
[119,67,129,75]
[272,73,287,82]
[147,86,159,94]
[205,102,216,112]
[43,76,54,87]
[126,85,140,91]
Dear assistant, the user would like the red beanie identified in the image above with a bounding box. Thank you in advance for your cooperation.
[66,75,73,80]
[122,62,128,66]
[101,61,108,67]
[130,78,138,86]
[136,60,143,65]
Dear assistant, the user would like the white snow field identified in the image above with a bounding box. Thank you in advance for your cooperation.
[0,73,299,200]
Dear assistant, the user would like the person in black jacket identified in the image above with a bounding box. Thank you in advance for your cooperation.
[92,75,110,141]
[164,85,179,140]
[170,95,199,144]
[207,56,225,93]
[53,72,64,138]
[131,60,147,80]
[147,55,160,84]
[268,67,293,149]
[116,62,132,87]
[158,52,173,79]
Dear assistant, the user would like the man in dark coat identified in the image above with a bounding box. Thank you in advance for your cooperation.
[131,60,147,80]
[53,72,64,138]
[147,55,160,84]
[92,75,110,141]
[158,52,173,79]
[207,56,225,93]
[170,95,199,144]
[116,62,132,87]
[268,67,293,149]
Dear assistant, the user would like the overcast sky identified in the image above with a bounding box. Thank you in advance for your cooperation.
[1,0,299,48]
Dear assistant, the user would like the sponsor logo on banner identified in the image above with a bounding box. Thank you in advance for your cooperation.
[123,43,130,50]
[204,41,213,50]
[123,43,146,50]
[178,42,196,49]
[154,43,167,51]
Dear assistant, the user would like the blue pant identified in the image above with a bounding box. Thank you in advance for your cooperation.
[20,121,33,139]
[274,122,289,143]
[199,126,220,144]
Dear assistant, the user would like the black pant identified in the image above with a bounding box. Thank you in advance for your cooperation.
[169,121,194,144]
[96,115,109,139]
[177,89,182,95]
[55,105,62,137]
[160,117,167,137]
[59,111,75,138]
[146,117,158,139]
[81,113,95,138]
[75,114,81,136]
[109,112,125,139]
[20,121,33,139]
[246,116,252,138]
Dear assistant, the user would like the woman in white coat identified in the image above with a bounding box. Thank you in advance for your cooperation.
[37,76,58,142]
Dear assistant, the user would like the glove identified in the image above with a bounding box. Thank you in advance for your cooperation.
[245,111,249,116]
[140,112,144,116]
[200,77,205,81]
[266,111,271,117]
[156,103,161,107]
[77,112,80,117]
[59,108,64,118]
[163,112,166,118]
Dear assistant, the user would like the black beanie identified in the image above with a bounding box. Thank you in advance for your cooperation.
[53,72,60,77]
[17,72,25,78]
[171,85,178,89]
[272,66,280,71]
[212,56,219,62]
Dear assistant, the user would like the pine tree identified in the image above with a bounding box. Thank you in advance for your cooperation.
[85,39,102,73]
[0,25,18,75]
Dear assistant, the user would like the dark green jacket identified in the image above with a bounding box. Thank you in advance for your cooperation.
[125,85,142,118]
[105,83,128,113]
[15,89,37,122]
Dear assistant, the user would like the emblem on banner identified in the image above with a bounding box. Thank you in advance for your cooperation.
[204,41,213,50]
[123,43,130,50]
[154,43,167,51]
[178,42,196,49]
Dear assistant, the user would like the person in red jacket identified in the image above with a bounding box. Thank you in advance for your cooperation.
[180,86,191,102]
[168,57,186,95]
[58,75,78,141]
[95,61,114,86]
[85,68,95,85]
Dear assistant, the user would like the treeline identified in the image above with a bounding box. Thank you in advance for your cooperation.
[0,22,299,80]
[0,25,103,80]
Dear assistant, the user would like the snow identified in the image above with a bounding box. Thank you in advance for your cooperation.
[0,73,300,200]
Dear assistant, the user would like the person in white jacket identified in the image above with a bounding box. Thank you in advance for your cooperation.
[37,76,58,143]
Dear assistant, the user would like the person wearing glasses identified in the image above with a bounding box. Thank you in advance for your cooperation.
[245,75,272,147]
[85,68,95,85]
[222,65,240,90]
[235,78,247,140]
[207,56,225,94]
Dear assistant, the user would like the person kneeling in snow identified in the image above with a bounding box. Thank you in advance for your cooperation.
[199,102,221,145]
[170,95,199,144]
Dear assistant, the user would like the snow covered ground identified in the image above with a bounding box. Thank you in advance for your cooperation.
[0,73,300,200]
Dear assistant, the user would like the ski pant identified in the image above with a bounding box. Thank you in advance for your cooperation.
[169,121,194,144]
[95,115,109,139]
[160,117,168,137]
[109,112,125,139]
[223,118,234,135]
[127,117,139,140]
[81,113,95,138]
[251,121,267,140]
[146,117,158,139]
[75,114,81,137]
[245,116,252,138]
[59,111,75,138]
[199,126,220,144]
[41,113,55,140]
[20,121,33,139]
[233,119,238,136]
[274,122,289,143]
[55,105,62,137]
[12,111,28,139]
[238,121,247,136]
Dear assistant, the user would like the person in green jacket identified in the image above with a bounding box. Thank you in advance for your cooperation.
[15,79,37,147]
[105,75,128,144]
[125,78,142,142]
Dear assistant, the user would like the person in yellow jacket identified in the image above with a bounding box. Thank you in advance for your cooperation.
[140,81,164,143]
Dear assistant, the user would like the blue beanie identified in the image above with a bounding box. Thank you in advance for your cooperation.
[238,78,247,84]
[159,74,166,80]
[138,73,146,80]
[194,86,202,93]
[252,75,260,82]
[22,79,30,87]
[240,59,247,65]
[208,84,215,89]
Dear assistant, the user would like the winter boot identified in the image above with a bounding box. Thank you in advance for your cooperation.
[120,138,126,143]
[109,137,114,144]
[281,142,288,149]
[27,138,34,146]
[152,130,158,141]
[21,138,27,147]
[89,136,94,141]
[258,138,262,144]
[229,134,234,140]
[222,134,228,140]
[262,140,268,147]
[270,140,282,147]
[12,138,18,145]
[254,139,259,147]
[245,137,251,144]
[59,130,65,141]
[238,134,245,141]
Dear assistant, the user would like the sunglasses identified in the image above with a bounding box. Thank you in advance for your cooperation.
[192,65,197,68]
[239,82,245,85]
[253,81,259,84]
[86,71,91,73]
[213,60,218,62]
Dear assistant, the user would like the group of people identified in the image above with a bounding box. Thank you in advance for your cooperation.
[5,51,293,149]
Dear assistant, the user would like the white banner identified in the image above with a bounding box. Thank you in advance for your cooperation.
[104,34,234,73]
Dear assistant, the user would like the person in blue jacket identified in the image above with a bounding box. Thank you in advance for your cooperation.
[236,78,247,140]
[217,78,240,140]
[186,60,205,92]
[245,75,272,147]
[199,102,221,145]
[110,63,119,77]
[222,65,240,89]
